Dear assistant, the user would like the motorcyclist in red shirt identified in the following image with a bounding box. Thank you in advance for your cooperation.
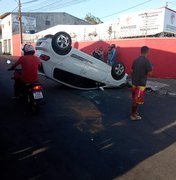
[9,44,41,98]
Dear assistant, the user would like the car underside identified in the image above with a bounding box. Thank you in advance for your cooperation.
[36,31,128,90]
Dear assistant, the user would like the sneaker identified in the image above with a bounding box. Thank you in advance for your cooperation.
[130,115,142,121]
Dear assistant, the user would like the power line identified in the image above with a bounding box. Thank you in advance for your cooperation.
[20,0,46,10]
[33,0,88,12]
[22,0,40,5]
[100,0,153,19]
[27,0,63,11]
[22,0,89,12]
[20,0,48,11]
[12,6,18,12]
[168,1,176,6]
[36,0,88,11]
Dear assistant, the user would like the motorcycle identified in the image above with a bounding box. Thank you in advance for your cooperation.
[6,59,44,114]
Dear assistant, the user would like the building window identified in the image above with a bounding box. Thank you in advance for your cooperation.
[3,39,11,54]
[8,39,11,54]
[45,20,50,26]
[8,21,10,26]
[3,40,7,53]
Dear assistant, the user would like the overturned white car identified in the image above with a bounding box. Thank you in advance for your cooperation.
[36,31,128,90]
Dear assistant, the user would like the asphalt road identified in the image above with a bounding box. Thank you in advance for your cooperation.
[0,58,176,180]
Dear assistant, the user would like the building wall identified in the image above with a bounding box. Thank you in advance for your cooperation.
[73,38,176,79]
[17,12,89,33]
[12,34,176,78]
[28,7,176,43]
[31,24,98,42]
[12,34,21,56]
[1,14,13,54]
[1,12,89,54]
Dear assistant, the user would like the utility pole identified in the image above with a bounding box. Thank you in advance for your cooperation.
[18,0,23,51]
[144,12,148,38]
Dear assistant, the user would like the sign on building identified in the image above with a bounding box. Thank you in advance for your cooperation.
[31,7,176,42]
[12,15,36,34]
[104,7,176,38]
[164,8,176,33]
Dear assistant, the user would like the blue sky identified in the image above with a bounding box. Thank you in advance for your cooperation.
[0,0,176,22]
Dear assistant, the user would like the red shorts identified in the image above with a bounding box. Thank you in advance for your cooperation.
[132,85,146,104]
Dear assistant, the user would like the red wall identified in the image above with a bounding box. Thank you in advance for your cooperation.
[73,38,176,78]
[12,34,176,78]
[12,34,21,56]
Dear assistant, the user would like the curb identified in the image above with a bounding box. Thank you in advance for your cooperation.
[127,81,176,97]
[155,90,176,97]
[168,92,176,96]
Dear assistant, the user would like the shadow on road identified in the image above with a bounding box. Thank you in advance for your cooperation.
[0,57,176,180]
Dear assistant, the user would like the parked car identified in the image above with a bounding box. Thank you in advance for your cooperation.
[35,31,128,90]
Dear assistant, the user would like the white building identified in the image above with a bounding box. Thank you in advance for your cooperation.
[32,7,176,43]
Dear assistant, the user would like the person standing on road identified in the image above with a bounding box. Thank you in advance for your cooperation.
[92,47,100,60]
[107,44,116,66]
[130,46,152,121]
[99,47,105,62]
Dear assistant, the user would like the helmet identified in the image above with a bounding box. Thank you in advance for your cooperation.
[22,44,34,53]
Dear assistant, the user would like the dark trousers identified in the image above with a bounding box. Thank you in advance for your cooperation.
[14,80,24,97]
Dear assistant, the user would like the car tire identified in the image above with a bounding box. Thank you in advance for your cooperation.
[52,31,72,55]
[111,62,126,80]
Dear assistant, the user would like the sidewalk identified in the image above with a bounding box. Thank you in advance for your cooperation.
[147,78,176,96]
[127,77,176,96]
[128,77,176,96]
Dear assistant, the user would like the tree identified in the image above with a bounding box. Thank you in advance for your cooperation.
[84,13,103,25]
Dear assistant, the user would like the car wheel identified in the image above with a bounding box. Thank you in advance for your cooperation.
[111,62,125,80]
[52,31,72,55]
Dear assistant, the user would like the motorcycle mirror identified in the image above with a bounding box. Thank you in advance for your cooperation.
[6,59,12,64]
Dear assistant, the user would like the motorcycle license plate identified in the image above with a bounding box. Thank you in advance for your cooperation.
[33,91,43,99]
